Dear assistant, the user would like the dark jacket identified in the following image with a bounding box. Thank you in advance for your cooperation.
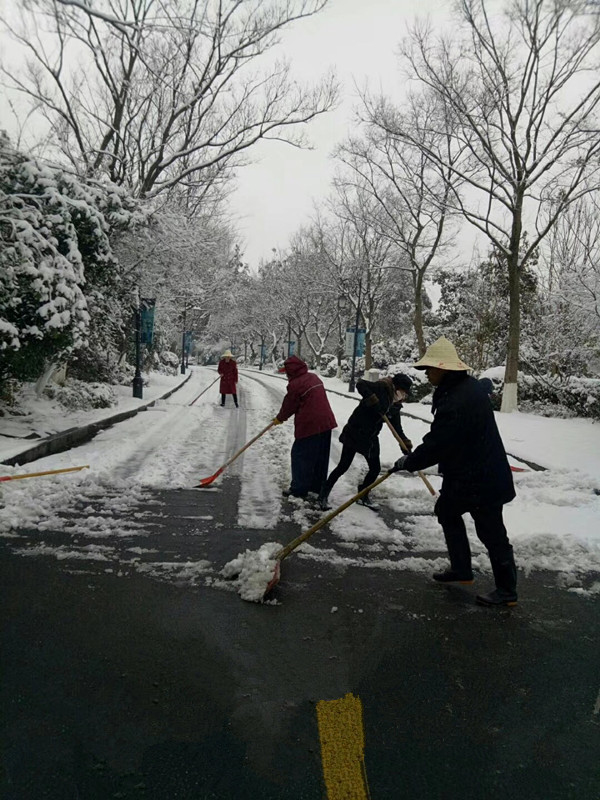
[218,358,238,394]
[339,378,396,456]
[276,356,337,439]
[404,372,515,506]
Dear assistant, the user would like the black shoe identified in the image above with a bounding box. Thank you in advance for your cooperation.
[282,489,291,498]
[317,495,331,511]
[476,589,518,607]
[432,570,474,585]
[357,497,379,511]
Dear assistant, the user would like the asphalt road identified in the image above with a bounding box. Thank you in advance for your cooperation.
[2,472,599,800]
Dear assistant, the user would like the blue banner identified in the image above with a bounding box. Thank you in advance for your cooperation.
[140,298,156,345]
[184,331,193,354]
[345,327,366,358]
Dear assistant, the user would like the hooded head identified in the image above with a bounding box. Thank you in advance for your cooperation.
[413,336,472,371]
[278,355,308,380]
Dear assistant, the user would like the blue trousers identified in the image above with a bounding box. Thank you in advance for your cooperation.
[289,430,332,497]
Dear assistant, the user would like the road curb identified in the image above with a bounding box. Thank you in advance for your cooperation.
[1,372,193,468]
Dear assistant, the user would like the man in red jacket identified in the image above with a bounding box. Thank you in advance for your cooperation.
[274,355,337,499]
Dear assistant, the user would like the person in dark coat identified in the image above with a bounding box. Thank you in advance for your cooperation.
[318,373,413,511]
[392,336,518,607]
[273,355,337,498]
[218,350,238,407]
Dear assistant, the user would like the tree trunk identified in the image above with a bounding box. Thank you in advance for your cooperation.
[501,208,523,413]
[414,270,426,356]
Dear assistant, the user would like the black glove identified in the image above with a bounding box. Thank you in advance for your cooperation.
[391,455,408,473]
[403,439,413,452]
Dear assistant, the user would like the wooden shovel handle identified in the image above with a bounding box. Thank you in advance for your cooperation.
[220,420,276,471]
[188,376,220,406]
[0,465,89,482]
[381,414,436,497]
[276,470,394,561]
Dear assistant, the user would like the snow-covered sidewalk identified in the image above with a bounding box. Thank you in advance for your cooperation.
[0,371,189,464]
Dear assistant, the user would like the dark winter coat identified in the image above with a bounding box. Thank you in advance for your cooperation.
[404,372,515,506]
[276,356,337,440]
[218,358,238,394]
[339,378,398,457]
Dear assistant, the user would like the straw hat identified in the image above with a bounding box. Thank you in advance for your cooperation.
[413,336,472,371]
[222,349,233,358]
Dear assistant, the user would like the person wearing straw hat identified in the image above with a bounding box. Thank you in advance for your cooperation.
[391,336,518,607]
[217,350,239,408]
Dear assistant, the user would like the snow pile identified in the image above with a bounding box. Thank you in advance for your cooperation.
[221,541,282,603]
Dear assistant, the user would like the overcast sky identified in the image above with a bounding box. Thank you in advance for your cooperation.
[230,0,451,269]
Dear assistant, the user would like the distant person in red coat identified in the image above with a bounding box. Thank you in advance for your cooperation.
[218,350,238,408]
[273,355,337,499]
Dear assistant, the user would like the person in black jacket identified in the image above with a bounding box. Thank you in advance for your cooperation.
[318,373,413,511]
[392,337,517,607]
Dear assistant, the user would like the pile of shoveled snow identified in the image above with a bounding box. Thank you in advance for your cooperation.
[221,541,282,602]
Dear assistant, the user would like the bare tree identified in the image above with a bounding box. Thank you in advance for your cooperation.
[324,180,408,370]
[377,0,600,410]
[338,89,461,355]
[1,0,338,199]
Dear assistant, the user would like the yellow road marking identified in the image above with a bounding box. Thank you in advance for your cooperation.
[316,693,371,800]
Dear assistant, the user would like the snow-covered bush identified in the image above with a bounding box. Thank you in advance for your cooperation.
[44,379,116,411]
[0,133,137,384]
[319,354,339,377]
[0,134,89,380]
[150,349,179,375]
[480,368,600,418]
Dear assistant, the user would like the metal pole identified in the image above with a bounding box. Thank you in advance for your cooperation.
[180,301,187,374]
[348,278,362,393]
[132,293,143,399]
[287,320,291,357]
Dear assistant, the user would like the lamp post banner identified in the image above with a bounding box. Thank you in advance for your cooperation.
[345,327,366,358]
[140,298,156,346]
[184,331,193,354]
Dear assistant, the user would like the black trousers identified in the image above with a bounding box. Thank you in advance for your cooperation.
[220,393,238,407]
[434,493,513,574]
[321,439,381,498]
[289,430,332,497]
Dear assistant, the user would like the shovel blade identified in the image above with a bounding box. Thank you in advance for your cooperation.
[263,560,281,599]
[195,468,223,488]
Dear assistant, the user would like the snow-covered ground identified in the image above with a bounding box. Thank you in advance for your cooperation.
[1,366,599,599]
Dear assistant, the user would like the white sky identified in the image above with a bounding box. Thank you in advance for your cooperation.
[1,365,599,603]
[229,0,452,269]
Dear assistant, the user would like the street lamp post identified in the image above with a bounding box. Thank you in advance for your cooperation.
[180,301,187,374]
[348,278,363,393]
[132,293,143,399]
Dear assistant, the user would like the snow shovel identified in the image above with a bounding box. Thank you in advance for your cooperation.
[381,414,437,497]
[195,420,276,487]
[0,465,89,483]
[263,469,396,598]
[188,376,219,406]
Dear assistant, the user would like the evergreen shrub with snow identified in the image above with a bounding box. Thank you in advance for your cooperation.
[0,133,137,384]
[44,380,116,411]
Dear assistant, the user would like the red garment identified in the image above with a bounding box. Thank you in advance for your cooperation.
[218,358,238,394]
[276,356,337,440]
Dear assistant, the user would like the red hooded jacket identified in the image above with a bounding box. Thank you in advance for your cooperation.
[276,356,337,439]
[218,358,238,394]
